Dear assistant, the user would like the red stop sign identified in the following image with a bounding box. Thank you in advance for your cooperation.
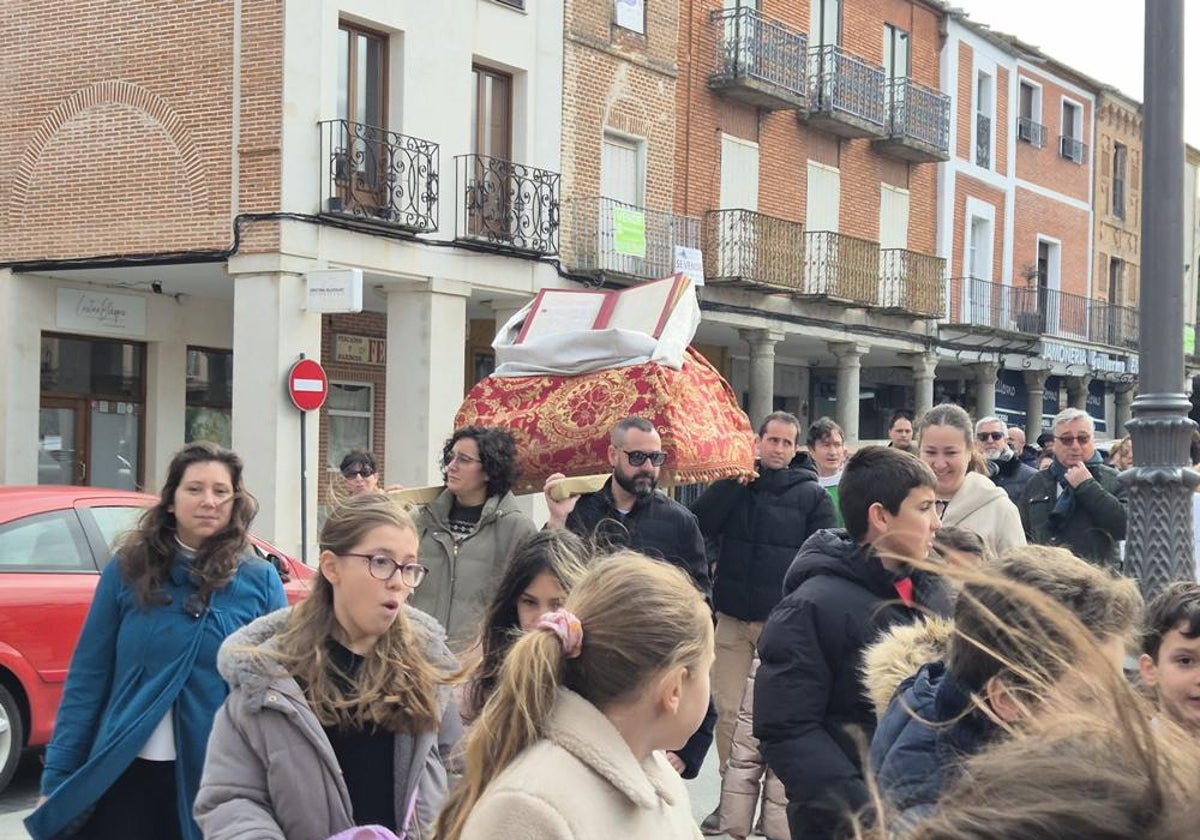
[287,358,328,412]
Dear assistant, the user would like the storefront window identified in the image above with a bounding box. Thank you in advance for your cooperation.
[185,348,233,448]
[326,382,374,469]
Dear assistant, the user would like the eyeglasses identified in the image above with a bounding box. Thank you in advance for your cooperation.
[623,450,667,467]
[442,452,481,468]
[976,431,1006,441]
[1055,434,1092,447]
[342,468,375,479]
[341,553,429,587]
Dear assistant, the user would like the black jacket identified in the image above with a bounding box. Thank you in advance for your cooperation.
[753,530,952,840]
[566,478,710,598]
[1019,461,1127,570]
[691,464,838,621]
[990,453,1038,505]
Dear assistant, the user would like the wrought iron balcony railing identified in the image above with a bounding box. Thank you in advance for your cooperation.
[1059,135,1087,164]
[877,77,950,162]
[703,209,805,291]
[879,249,945,317]
[564,197,701,279]
[802,230,880,305]
[947,277,1139,350]
[454,154,560,255]
[320,119,439,232]
[708,7,808,110]
[975,112,991,168]
[807,45,886,135]
[1017,116,1046,148]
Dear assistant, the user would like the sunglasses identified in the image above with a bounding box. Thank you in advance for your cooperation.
[342,467,375,479]
[977,431,1005,441]
[624,449,667,467]
[1056,434,1092,447]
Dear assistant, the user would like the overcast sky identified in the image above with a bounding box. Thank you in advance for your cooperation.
[949,0,1200,148]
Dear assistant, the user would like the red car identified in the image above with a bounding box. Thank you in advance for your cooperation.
[0,486,314,793]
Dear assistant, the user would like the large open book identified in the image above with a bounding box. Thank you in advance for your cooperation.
[515,274,692,344]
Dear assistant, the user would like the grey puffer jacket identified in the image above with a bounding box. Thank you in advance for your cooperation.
[194,606,461,840]
[411,489,537,649]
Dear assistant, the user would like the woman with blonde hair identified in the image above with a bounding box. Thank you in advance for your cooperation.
[194,493,460,840]
[436,552,714,840]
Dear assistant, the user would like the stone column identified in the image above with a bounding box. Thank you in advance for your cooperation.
[1024,369,1050,436]
[385,279,470,489]
[0,270,42,484]
[902,351,939,418]
[968,361,1000,419]
[829,342,869,446]
[1114,383,1136,436]
[741,328,785,428]
[1067,374,1093,411]
[231,271,322,561]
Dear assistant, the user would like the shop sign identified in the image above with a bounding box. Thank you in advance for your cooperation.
[1041,340,1137,376]
[674,246,704,287]
[1087,379,1108,433]
[56,288,146,336]
[305,268,363,313]
[1042,376,1062,430]
[334,334,386,366]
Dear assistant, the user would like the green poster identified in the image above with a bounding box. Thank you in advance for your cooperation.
[612,207,646,258]
[1187,326,1196,355]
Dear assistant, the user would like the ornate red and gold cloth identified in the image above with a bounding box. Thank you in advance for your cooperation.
[455,347,757,491]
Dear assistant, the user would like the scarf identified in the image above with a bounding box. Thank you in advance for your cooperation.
[1047,451,1104,530]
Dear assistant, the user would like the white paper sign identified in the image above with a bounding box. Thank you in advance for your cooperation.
[56,288,146,336]
[615,0,645,33]
[305,268,364,313]
[674,246,705,287]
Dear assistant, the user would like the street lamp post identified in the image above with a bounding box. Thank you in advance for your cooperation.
[1123,0,1198,599]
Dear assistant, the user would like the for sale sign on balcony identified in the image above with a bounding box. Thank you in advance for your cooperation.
[612,206,646,258]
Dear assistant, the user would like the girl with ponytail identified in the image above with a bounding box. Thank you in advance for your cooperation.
[436,551,714,840]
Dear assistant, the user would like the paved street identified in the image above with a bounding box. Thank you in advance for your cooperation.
[0,746,734,840]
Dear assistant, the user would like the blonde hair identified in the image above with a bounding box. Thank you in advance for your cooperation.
[267,492,453,732]
[435,552,712,840]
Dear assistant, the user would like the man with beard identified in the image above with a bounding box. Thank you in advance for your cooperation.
[976,415,1036,504]
[545,416,714,777]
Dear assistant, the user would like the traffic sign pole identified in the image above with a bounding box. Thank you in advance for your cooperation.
[287,355,329,565]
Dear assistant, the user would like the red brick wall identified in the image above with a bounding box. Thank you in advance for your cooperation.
[0,0,284,261]
[956,43,973,162]
[1013,187,1091,297]
[951,175,1007,280]
[1013,69,1092,203]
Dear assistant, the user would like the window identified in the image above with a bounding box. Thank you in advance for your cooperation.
[1108,257,1125,306]
[185,347,232,448]
[89,506,145,566]
[1060,100,1084,163]
[467,66,514,238]
[0,510,93,573]
[882,24,909,81]
[471,66,512,161]
[810,0,841,47]
[614,0,645,34]
[1017,81,1045,147]
[602,133,644,205]
[975,71,993,169]
[326,382,374,470]
[338,23,387,129]
[1112,142,1127,219]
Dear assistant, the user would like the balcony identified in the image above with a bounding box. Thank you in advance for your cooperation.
[975,112,991,168]
[708,7,808,111]
[703,209,805,291]
[805,45,886,138]
[1059,135,1087,164]
[873,77,951,163]
[878,249,945,317]
[1017,116,1046,148]
[454,154,560,255]
[320,119,439,233]
[564,197,701,281]
[801,231,880,306]
[946,277,1139,350]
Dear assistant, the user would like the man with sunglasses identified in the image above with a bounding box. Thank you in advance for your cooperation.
[1018,407,1127,570]
[975,415,1036,504]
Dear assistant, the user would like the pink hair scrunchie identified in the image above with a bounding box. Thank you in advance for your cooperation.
[537,609,583,659]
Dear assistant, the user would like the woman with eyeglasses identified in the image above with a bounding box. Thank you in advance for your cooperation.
[27,443,286,840]
[195,492,461,840]
[917,404,1026,559]
[410,426,538,649]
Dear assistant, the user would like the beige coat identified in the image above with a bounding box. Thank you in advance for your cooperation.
[459,689,702,840]
[718,658,788,840]
[941,471,1026,558]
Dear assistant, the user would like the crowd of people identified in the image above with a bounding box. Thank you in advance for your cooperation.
[24,406,1200,840]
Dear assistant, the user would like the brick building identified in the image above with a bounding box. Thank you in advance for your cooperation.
[0,0,566,558]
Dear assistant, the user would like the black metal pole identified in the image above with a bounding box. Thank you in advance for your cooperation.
[1123,0,1197,597]
[299,353,308,565]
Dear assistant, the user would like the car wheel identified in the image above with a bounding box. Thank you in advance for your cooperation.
[0,683,24,795]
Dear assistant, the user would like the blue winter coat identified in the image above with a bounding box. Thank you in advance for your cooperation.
[26,551,286,840]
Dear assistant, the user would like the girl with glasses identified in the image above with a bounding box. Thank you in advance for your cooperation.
[27,443,286,840]
[195,492,461,839]
[410,426,537,650]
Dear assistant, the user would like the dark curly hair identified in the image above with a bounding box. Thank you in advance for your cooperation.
[441,426,521,498]
[119,442,258,606]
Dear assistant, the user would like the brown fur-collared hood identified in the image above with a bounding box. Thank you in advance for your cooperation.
[862,616,955,719]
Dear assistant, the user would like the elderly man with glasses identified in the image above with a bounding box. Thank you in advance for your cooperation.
[975,415,1037,504]
[1018,407,1127,570]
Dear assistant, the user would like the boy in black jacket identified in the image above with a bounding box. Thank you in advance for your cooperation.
[753,446,951,840]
